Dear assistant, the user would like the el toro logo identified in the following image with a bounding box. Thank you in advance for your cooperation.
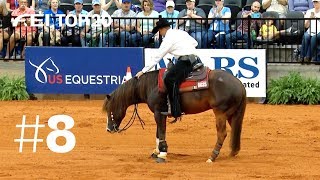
[11,13,113,28]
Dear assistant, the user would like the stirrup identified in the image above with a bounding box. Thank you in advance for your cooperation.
[160,111,172,116]
[161,95,171,116]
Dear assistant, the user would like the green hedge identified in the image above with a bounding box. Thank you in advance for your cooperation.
[0,76,29,100]
[267,72,320,105]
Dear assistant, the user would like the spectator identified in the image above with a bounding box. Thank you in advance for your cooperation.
[262,0,288,17]
[289,0,313,13]
[61,0,88,47]
[134,0,159,47]
[257,15,293,40]
[159,0,179,28]
[5,0,36,59]
[102,0,121,15]
[104,0,142,14]
[299,0,320,62]
[110,0,138,47]
[81,0,112,47]
[226,1,262,49]
[258,16,278,40]
[177,0,206,48]
[6,0,18,11]
[38,0,65,46]
[0,0,12,56]
[31,0,49,13]
[203,0,231,48]
[153,0,165,12]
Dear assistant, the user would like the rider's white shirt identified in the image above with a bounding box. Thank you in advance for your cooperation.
[141,28,198,73]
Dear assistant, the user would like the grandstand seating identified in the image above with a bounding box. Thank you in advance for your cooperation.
[60,0,74,14]
[196,0,213,17]
[82,0,92,12]
[131,0,141,5]
[241,0,247,8]
[223,0,242,27]
[280,11,305,45]
[174,0,186,12]
[2,0,320,63]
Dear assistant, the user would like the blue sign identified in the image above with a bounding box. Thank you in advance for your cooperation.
[25,47,144,94]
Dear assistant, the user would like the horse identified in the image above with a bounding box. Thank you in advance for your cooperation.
[102,68,246,163]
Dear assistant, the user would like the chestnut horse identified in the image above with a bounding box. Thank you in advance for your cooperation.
[102,69,246,163]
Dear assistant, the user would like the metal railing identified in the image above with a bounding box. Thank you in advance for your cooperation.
[0,15,319,64]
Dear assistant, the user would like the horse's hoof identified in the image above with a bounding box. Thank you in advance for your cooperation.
[229,150,239,157]
[156,157,166,163]
[151,153,158,159]
[206,158,214,163]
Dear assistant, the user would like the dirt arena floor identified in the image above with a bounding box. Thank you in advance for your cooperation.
[0,100,320,179]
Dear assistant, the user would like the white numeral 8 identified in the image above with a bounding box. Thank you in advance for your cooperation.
[46,115,76,153]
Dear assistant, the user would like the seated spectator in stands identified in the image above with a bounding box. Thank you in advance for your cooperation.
[153,0,165,12]
[177,0,206,48]
[263,0,289,14]
[38,0,65,46]
[289,0,313,13]
[5,0,35,59]
[0,0,12,56]
[102,0,121,15]
[6,0,18,11]
[31,0,49,13]
[81,0,112,47]
[203,0,231,48]
[257,16,293,40]
[159,1,179,28]
[107,0,143,14]
[110,0,138,47]
[262,0,288,18]
[133,0,159,47]
[226,1,262,49]
[61,0,87,47]
[300,0,320,62]
[258,17,278,40]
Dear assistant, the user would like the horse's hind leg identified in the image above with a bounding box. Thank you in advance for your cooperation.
[207,111,227,163]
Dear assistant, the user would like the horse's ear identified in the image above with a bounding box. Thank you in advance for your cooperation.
[106,94,111,100]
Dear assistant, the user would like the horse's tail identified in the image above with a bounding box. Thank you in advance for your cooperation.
[230,90,246,156]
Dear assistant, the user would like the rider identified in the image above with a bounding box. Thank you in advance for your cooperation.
[135,18,199,118]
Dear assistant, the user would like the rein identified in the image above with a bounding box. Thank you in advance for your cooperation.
[112,104,145,133]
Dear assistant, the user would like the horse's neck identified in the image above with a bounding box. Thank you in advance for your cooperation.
[136,71,158,103]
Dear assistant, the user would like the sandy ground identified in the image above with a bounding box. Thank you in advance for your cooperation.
[0,100,320,179]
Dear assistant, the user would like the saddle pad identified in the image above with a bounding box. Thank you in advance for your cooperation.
[158,68,211,93]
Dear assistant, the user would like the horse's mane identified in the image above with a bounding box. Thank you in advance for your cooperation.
[105,70,159,113]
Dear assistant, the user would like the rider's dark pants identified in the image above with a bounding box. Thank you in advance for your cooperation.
[164,59,193,118]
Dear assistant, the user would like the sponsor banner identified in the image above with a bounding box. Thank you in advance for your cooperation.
[144,49,266,97]
[25,47,144,94]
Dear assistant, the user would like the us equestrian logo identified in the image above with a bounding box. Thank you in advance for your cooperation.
[29,57,126,85]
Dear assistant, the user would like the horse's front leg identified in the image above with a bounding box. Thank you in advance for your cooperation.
[152,111,167,163]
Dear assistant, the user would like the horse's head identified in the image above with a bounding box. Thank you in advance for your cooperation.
[103,94,126,133]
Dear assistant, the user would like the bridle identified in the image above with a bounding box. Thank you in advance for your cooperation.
[109,104,145,133]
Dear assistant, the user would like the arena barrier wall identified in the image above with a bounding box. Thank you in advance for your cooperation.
[145,49,266,98]
[25,47,144,94]
[25,47,266,97]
